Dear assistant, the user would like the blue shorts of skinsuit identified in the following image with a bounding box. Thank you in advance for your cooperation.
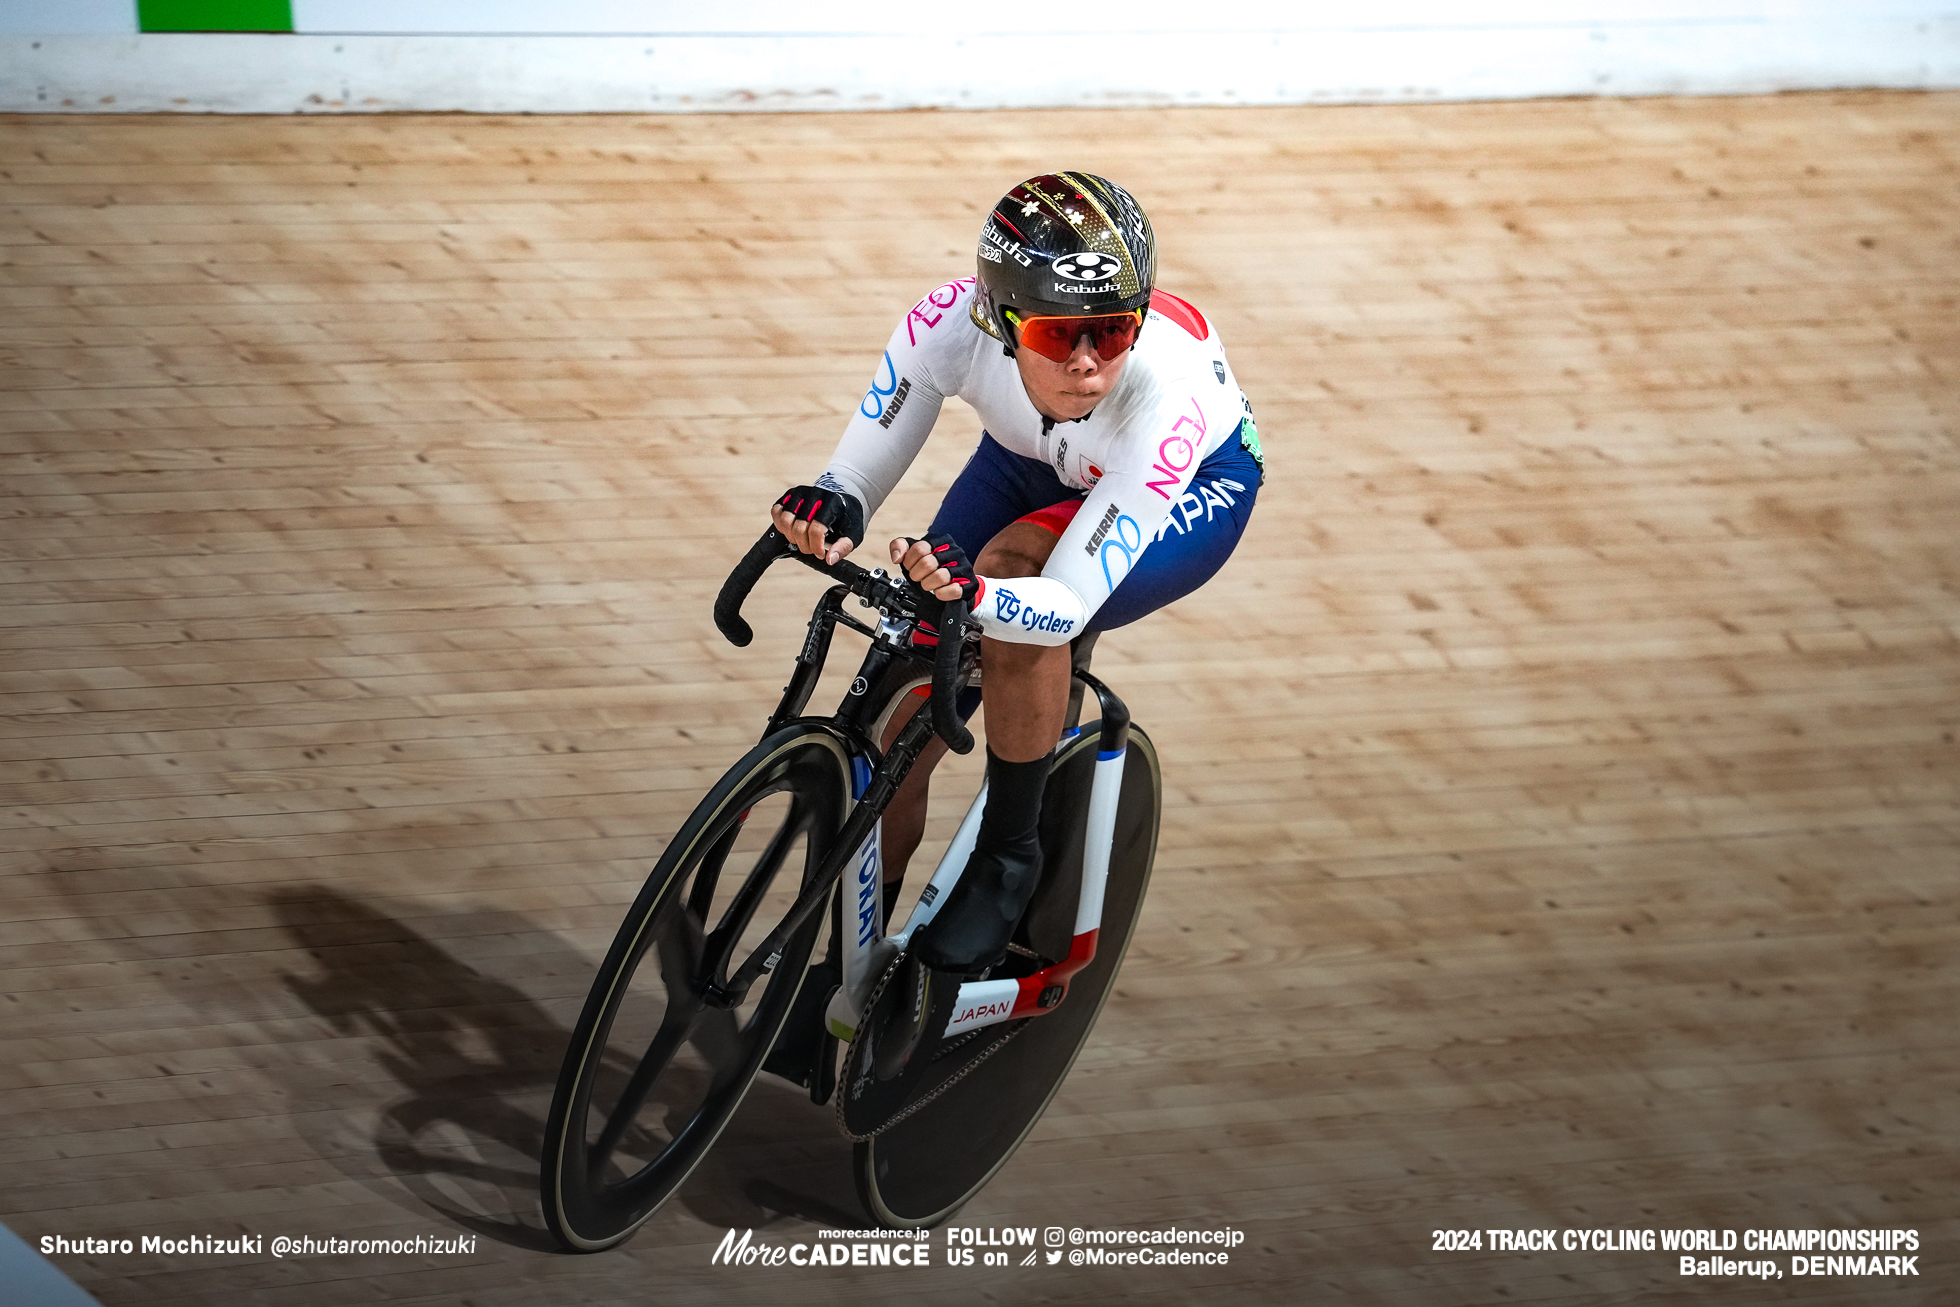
[927,421,1261,633]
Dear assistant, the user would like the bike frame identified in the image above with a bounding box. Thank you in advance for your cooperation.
[875,704,1128,1040]
[761,579,1132,1047]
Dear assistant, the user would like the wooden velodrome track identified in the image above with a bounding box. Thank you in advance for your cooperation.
[3,92,1956,1306]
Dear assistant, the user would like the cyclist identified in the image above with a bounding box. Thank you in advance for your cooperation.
[773,171,1262,977]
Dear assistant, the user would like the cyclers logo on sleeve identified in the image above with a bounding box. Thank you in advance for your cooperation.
[992,586,1074,636]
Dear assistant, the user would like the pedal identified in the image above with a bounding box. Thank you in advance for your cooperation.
[871,955,933,1082]
[761,959,840,1094]
[824,983,860,1043]
[810,1026,839,1105]
[838,952,983,1140]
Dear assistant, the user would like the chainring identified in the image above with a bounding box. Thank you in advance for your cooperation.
[836,953,1029,1141]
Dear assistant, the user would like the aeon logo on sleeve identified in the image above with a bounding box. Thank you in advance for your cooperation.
[1050,251,1121,282]
[907,277,974,345]
[1145,397,1209,499]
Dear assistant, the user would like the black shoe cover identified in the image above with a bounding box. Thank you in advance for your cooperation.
[909,831,1043,974]
[761,959,840,1090]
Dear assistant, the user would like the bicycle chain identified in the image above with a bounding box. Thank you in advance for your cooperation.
[834,955,1029,1142]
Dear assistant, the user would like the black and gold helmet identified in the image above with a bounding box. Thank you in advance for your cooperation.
[972,171,1156,356]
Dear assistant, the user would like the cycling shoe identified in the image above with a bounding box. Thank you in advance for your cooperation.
[909,831,1043,975]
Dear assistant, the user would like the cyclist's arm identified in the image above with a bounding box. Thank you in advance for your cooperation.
[968,395,1216,646]
[811,281,974,521]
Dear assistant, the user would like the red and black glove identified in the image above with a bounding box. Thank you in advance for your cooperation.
[897,532,981,609]
[775,485,865,556]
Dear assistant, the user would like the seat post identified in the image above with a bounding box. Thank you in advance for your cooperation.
[1063,630,1101,732]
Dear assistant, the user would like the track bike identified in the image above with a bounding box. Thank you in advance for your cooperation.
[540,528,1162,1249]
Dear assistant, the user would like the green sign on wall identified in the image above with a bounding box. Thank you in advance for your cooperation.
[138,1,294,31]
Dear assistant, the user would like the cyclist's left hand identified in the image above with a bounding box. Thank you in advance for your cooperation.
[891,534,979,604]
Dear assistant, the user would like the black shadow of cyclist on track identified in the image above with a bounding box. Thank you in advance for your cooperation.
[267,884,862,1247]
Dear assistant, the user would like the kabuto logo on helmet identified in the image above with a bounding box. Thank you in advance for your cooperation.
[983,220,1034,268]
[1050,251,1122,282]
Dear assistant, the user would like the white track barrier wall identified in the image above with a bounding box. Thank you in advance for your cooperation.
[2,2,1957,113]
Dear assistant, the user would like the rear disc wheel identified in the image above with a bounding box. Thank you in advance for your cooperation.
[853,725,1161,1228]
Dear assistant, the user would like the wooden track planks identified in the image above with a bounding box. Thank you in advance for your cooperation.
[3,92,1958,1306]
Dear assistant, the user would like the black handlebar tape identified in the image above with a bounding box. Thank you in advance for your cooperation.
[718,529,967,752]
[714,528,796,647]
[932,597,974,755]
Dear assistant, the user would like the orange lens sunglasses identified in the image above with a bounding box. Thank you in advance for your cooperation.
[1005,308,1143,363]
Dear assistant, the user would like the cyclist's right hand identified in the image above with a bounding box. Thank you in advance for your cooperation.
[772,485,864,566]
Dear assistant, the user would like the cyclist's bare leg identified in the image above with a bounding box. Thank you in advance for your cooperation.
[969,524,1073,764]
[878,519,1068,894]
[879,701,947,892]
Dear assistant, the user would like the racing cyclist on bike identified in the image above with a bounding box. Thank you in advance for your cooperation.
[772,171,1263,979]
